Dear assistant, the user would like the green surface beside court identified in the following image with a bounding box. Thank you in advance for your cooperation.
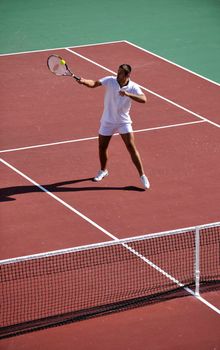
[0,0,220,83]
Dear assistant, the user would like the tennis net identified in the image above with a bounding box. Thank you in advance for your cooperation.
[0,222,219,338]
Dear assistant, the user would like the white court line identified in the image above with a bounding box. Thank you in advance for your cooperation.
[1,39,219,87]
[0,135,98,154]
[0,40,124,57]
[125,40,220,87]
[1,157,219,314]
[195,295,220,314]
[0,158,117,241]
[0,120,205,154]
[66,48,220,129]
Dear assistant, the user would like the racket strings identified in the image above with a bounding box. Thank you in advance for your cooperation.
[47,56,71,76]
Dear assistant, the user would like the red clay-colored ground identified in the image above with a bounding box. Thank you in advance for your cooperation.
[0,42,219,349]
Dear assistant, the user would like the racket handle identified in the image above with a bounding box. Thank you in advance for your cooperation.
[73,75,81,81]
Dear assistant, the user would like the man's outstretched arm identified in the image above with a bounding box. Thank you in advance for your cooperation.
[77,78,102,88]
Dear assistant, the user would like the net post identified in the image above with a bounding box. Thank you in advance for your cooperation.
[195,226,200,296]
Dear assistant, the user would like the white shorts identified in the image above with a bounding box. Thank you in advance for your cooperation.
[99,122,133,136]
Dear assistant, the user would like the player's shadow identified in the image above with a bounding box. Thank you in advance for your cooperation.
[0,178,145,202]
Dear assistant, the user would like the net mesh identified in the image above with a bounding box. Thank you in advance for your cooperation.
[200,226,220,282]
[0,223,219,338]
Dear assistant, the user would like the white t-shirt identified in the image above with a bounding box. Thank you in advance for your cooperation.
[99,76,143,124]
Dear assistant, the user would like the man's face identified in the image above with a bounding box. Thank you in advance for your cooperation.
[117,67,130,85]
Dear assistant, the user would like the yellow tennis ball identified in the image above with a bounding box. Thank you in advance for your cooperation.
[60,59,66,65]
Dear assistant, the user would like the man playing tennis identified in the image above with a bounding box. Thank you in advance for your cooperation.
[78,64,150,189]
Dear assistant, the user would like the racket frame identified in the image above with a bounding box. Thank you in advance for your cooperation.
[47,54,80,80]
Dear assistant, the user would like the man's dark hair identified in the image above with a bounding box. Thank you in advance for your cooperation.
[119,64,132,76]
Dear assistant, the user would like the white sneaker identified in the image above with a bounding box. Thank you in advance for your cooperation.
[140,174,150,189]
[94,169,109,182]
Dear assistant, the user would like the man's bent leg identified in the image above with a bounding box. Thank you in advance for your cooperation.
[120,132,144,176]
[121,132,150,189]
[98,134,112,170]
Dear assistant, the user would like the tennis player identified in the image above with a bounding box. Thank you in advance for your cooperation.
[78,64,150,189]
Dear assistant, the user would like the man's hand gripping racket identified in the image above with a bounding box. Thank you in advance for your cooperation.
[47,55,81,81]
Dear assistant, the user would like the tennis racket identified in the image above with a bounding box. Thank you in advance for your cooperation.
[47,54,81,81]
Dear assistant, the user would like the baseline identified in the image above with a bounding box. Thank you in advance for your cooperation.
[125,40,220,87]
[66,48,220,128]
